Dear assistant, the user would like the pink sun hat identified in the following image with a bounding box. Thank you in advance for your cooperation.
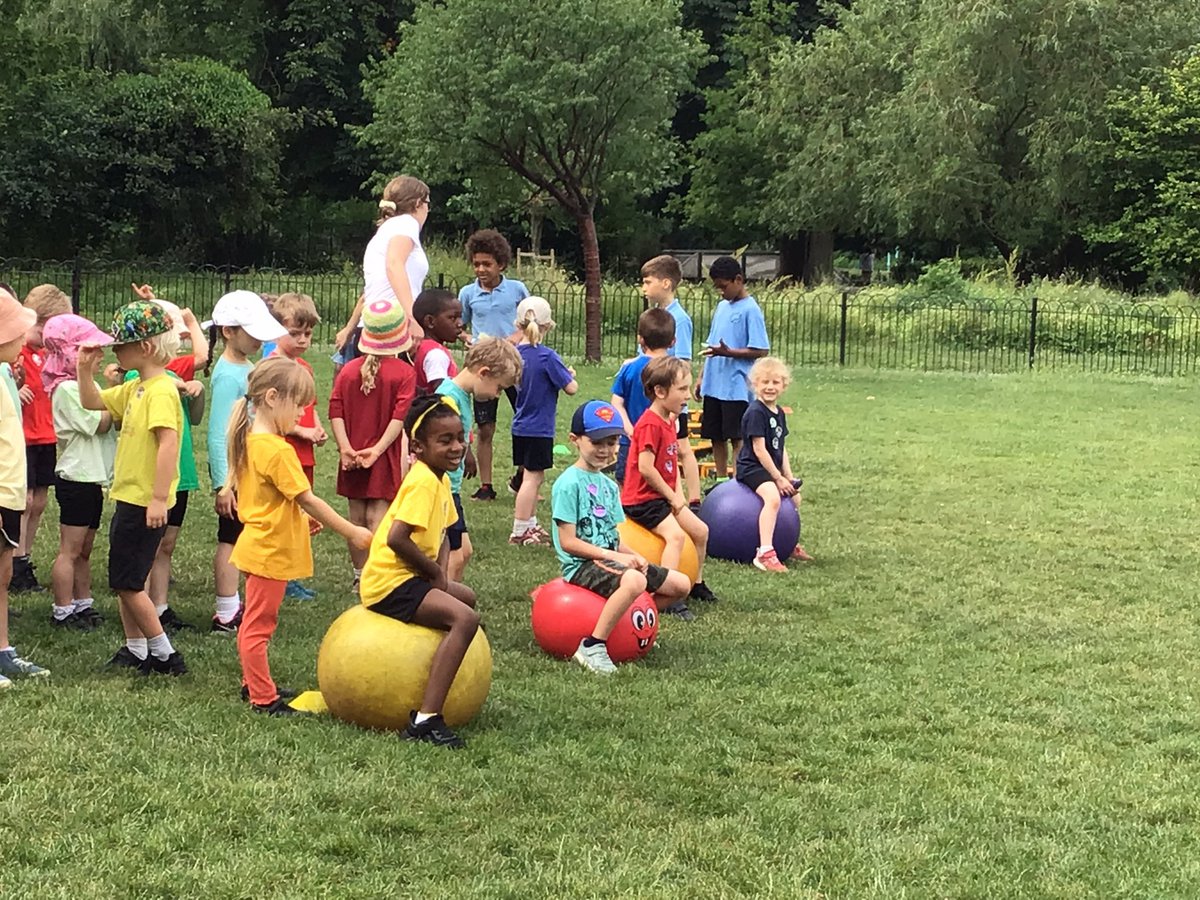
[0,289,36,345]
[42,314,114,394]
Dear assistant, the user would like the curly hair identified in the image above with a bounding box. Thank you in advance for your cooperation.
[465,229,513,268]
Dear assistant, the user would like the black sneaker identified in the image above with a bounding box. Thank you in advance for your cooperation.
[74,606,105,627]
[252,697,300,716]
[241,684,298,703]
[689,581,719,603]
[159,607,193,633]
[142,651,188,676]
[663,601,697,622]
[9,557,44,593]
[507,471,523,495]
[401,711,465,749]
[210,608,242,634]
[471,484,497,501]
[105,646,144,669]
[51,611,97,631]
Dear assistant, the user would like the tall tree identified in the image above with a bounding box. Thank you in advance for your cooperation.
[360,0,703,360]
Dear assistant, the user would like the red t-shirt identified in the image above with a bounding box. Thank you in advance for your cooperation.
[620,408,679,506]
[268,352,317,467]
[167,356,197,381]
[19,345,55,445]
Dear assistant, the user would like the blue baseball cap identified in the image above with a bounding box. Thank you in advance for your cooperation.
[570,400,625,439]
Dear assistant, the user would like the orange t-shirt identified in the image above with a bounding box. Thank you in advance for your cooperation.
[230,432,313,579]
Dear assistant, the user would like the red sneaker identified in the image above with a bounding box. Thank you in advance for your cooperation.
[790,545,814,562]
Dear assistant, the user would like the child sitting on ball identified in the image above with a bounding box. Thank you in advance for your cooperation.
[358,394,482,749]
[551,400,691,675]
[735,357,812,572]
[620,356,717,617]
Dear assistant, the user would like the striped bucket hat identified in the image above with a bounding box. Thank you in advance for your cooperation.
[359,297,412,355]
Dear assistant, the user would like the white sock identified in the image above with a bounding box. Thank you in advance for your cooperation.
[757,545,773,556]
[0,645,12,653]
[126,638,148,660]
[154,603,167,616]
[52,604,74,621]
[215,593,241,622]
[75,597,93,611]
[353,568,362,580]
[414,711,435,725]
[147,632,174,660]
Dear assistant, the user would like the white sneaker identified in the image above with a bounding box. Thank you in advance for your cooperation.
[0,672,11,689]
[573,639,617,675]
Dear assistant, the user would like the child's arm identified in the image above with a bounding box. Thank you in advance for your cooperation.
[637,449,686,511]
[148,427,179,528]
[296,490,373,549]
[387,521,446,589]
[436,535,450,575]
[94,410,114,434]
[357,419,404,469]
[176,379,205,426]
[75,348,107,410]
[751,437,797,496]
[181,308,209,365]
[610,394,634,438]
[556,522,644,570]
[335,295,365,351]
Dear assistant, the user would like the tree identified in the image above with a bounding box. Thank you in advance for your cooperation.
[360,0,703,360]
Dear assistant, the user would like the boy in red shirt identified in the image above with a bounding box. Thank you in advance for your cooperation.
[10,285,71,593]
[620,356,719,619]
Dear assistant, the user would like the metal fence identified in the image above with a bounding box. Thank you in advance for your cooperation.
[3,257,1198,375]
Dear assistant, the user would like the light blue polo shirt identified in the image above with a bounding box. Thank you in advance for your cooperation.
[702,295,769,402]
[665,299,693,360]
[459,277,530,341]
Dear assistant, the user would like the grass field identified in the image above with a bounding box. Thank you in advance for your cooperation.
[4,356,1200,898]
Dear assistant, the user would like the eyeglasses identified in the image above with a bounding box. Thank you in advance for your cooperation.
[420,198,433,209]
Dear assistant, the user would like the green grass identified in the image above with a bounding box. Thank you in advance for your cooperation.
[4,355,1200,897]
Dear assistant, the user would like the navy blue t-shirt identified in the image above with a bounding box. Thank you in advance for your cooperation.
[512,343,574,438]
[735,400,788,482]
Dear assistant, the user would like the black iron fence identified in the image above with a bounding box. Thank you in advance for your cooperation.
[3,257,1198,375]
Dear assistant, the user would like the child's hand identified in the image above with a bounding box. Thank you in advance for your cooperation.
[17,384,33,405]
[702,340,731,358]
[348,526,373,551]
[180,307,197,326]
[11,359,25,389]
[181,380,204,398]
[775,475,797,497]
[77,346,103,374]
[146,497,168,528]
[567,366,576,378]
[313,425,328,446]
[131,283,156,300]
[334,326,352,351]
[339,447,360,470]
[102,363,123,386]
[357,447,382,469]
[307,515,323,536]
[215,489,238,518]
[463,448,478,479]
[692,378,702,401]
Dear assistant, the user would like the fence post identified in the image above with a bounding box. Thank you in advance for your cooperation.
[437,273,445,289]
[1027,295,1039,369]
[223,262,232,295]
[71,254,82,313]
[838,291,849,366]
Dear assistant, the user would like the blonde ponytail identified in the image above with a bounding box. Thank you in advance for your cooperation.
[224,397,252,492]
[519,311,544,346]
[360,354,382,395]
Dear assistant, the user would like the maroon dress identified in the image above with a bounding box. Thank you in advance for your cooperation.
[328,356,416,500]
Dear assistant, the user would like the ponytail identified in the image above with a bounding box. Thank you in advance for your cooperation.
[519,313,544,346]
[204,323,220,376]
[360,354,382,395]
[224,397,252,492]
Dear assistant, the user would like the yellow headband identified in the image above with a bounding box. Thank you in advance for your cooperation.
[410,395,459,438]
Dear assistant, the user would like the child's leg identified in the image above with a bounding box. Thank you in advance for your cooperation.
[755,482,781,551]
[239,574,287,706]
[51,524,90,616]
[650,514,688,572]
[677,438,702,506]
[674,507,710,576]
[365,499,390,535]
[347,498,369,570]
[410,588,482,715]
[651,569,692,608]
[116,590,167,644]
[477,421,497,487]
[214,541,240,602]
[712,440,729,478]
[729,438,743,476]
[148,525,180,610]
[594,568,648,640]
[18,485,49,559]
[448,533,472,582]
[0,546,11,649]
[73,528,98,602]
[512,468,545,526]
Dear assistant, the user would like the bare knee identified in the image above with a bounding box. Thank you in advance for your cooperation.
[620,569,647,595]
[452,605,481,634]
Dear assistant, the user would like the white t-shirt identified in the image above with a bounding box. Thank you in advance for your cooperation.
[362,214,429,316]
[53,380,116,485]
[422,344,453,384]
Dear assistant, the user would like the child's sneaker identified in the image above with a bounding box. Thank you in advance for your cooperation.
[75,606,105,628]
[158,607,191,632]
[573,639,617,674]
[471,484,497,501]
[507,471,522,495]
[51,611,96,631]
[508,527,548,546]
[142,651,187,677]
[105,646,144,669]
[401,711,466,748]
[753,548,787,572]
[241,684,298,703]
[0,649,49,679]
[790,545,814,562]
[210,608,243,634]
[284,580,317,601]
[0,672,10,689]
[252,697,301,716]
[663,601,697,622]
[689,581,719,603]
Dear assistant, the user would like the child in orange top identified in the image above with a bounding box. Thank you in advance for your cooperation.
[225,358,372,715]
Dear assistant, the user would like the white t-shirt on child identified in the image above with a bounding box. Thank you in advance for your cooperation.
[362,213,429,318]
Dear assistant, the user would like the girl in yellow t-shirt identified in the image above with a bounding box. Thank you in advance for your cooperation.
[225,358,372,715]
[358,394,481,749]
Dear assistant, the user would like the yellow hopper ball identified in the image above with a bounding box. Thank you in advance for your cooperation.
[616,519,700,588]
[317,604,492,730]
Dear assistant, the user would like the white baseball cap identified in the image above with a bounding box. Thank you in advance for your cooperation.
[203,290,287,342]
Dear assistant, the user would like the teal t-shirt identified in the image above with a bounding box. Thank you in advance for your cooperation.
[550,464,625,582]
[434,379,473,495]
[126,369,199,491]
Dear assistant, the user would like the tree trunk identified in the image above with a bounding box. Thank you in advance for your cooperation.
[577,210,603,361]
[803,231,835,285]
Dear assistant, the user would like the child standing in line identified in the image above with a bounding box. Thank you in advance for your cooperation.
[457,229,529,500]
[43,315,117,631]
[412,289,463,396]
[267,292,327,601]
[329,297,417,589]
[620,357,718,619]
[10,284,72,593]
[735,357,812,572]
[77,301,186,675]
[0,288,50,685]
[205,291,288,633]
[640,254,701,509]
[509,297,577,546]
[695,256,769,479]
[611,308,675,486]
[226,358,373,714]
[434,337,524,580]
[359,394,482,748]
[551,401,692,675]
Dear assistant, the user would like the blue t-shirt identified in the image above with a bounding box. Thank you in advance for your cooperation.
[434,378,473,495]
[611,355,652,446]
[702,296,769,402]
[207,355,253,489]
[735,400,789,484]
[551,464,625,581]
[665,299,693,360]
[458,277,530,341]
[513,343,574,438]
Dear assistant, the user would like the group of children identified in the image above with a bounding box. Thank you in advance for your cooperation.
[0,223,807,747]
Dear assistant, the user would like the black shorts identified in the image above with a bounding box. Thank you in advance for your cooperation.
[26,443,56,489]
[737,469,776,492]
[368,577,434,623]
[473,385,518,426]
[217,509,243,545]
[167,490,189,529]
[512,435,554,472]
[56,478,104,529]
[569,558,669,598]
[700,397,748,442]
[0,506,20,549]
[447,493,467,551]
[623,499,673,530]
[675,408,690,441]
[108,501,167,591]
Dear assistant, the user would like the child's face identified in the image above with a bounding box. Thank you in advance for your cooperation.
[0,335,23,365]
[425,302,463,344]
[414,415,466,474]
[711,275,745,301]
[114,341,149,372]
[223,325,262,358]
[472,367,513,402]
[472,253,504,289]
[25,322,44,349]
[571,433,620,471]
[641,275,674,303]
[276,318,312,357]
[266,392,303,434]
[656,372,692,416]
[753,371,787,405]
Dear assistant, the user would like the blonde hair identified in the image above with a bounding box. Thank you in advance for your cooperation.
[271,292,320,329]
[360,354,383,395]
[749,356,791,391]
[376,175,429,225]
[143,329,182,365]
[640,254,683,289]
[225,357,316,491]
[464,336,523,387]
[24,284,71,322]
[516,307,554,346]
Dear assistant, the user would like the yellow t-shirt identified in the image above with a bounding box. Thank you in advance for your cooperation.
[101,374,181,508]
[229,433,313,579]
[0,366,26,510]
[359,460,457,606]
